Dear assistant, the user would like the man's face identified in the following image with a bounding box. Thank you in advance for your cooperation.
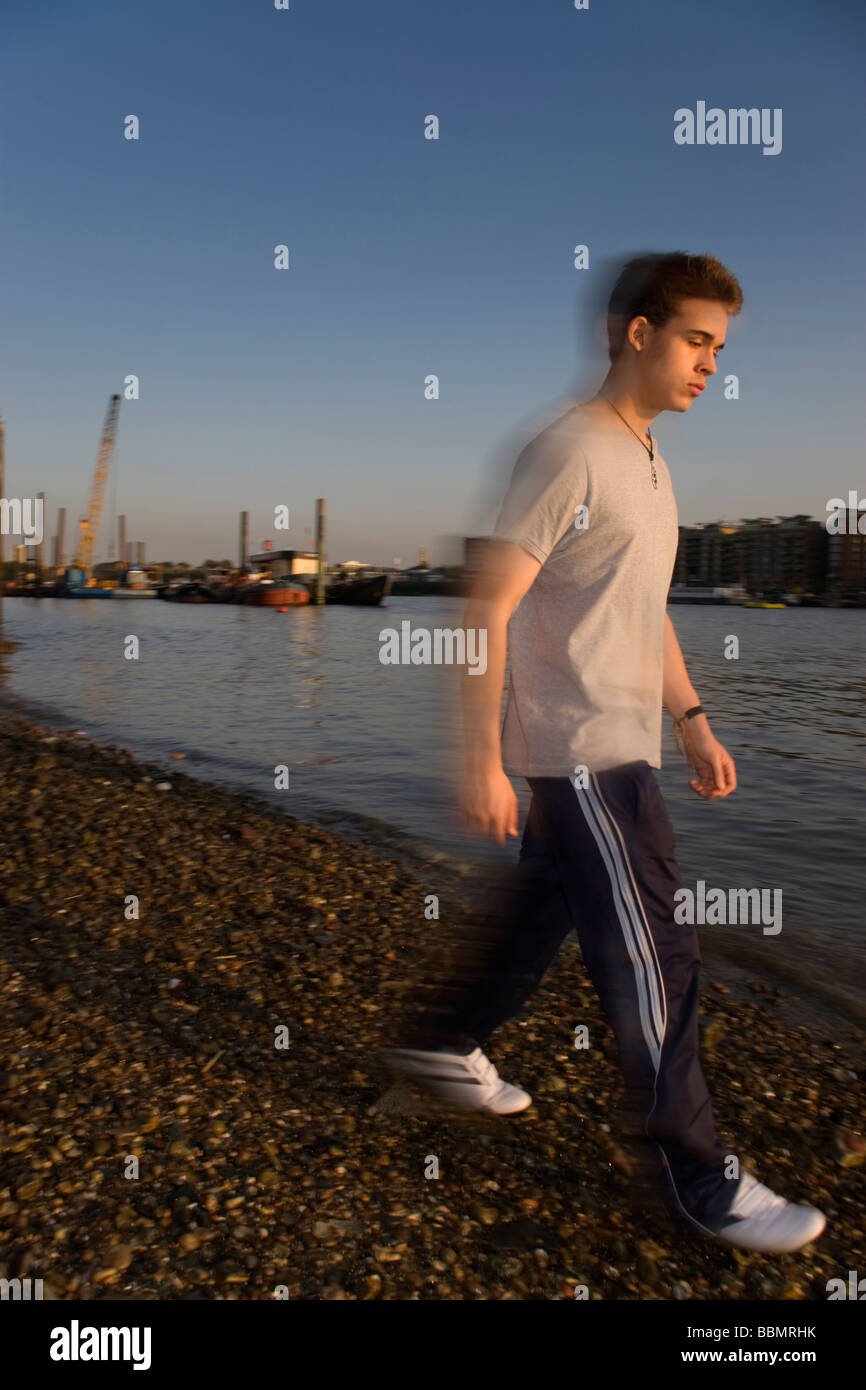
[637,297,728,412]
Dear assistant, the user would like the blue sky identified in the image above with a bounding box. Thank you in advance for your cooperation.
[1,0,863,566]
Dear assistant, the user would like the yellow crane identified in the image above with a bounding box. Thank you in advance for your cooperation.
[74,393,121,579]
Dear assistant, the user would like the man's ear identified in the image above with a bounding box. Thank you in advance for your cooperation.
[627,315,648,351]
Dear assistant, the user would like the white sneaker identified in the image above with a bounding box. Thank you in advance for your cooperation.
[379,1045,532,1115]
[710,1171,826,1253]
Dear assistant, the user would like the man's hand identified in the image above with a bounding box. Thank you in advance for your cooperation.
[681,718,737,799]
[662,615,736,798]
[460,765,519,844]
[458,541,540,847]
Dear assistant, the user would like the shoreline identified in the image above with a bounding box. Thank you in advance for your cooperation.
[0,684,474,880]
[0,708,863,1300]
[0,687,859,1035]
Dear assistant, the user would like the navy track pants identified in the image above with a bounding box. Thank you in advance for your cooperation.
[405,761,738,1230]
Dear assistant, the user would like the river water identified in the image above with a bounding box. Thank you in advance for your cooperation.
[0,595,863,1008]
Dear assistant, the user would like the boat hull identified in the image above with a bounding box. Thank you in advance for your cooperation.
[327,574,390,605]
[668,585,748,605]
[239,586,310,607]
[161,584,212,602]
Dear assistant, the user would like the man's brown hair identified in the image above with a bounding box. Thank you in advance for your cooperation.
[606,252,743,362]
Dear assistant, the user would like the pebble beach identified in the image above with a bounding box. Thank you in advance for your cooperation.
[0,709,863,1301]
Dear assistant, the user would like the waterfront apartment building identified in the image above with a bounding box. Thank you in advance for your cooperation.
[463,513,863,598]
[674,515,830,596]
[826,516,866,590]
[672,522,742,586]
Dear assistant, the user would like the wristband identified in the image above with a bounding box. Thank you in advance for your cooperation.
[680,704,704,722]
[672,705,705,760]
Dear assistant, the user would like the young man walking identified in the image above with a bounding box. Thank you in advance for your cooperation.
[383,252,826,1255]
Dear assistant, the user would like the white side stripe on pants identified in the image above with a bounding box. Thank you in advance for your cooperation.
[571,774,722,1237]
[568,773,668,1069]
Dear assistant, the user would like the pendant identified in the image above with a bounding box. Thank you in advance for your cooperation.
[650,463,658,490]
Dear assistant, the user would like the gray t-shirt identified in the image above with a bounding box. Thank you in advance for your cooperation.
[492,401,679,776]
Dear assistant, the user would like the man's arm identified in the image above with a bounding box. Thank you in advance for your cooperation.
[459,540,541,843]
[663,611,737,799]
[662,610,703,721]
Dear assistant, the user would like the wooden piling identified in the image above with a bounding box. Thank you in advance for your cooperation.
[35,491,45,583]
[56,507,66,575]
[315,498,326,605]
[0,412,4,623]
